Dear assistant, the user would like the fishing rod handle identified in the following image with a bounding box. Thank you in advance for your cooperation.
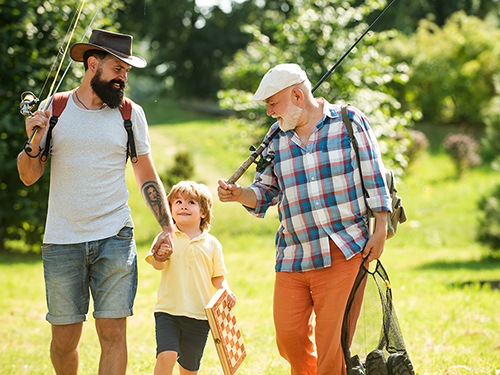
[226,127,281,184]
[227,154,257,184]
[25,126,40,153]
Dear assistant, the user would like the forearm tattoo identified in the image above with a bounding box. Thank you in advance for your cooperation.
[142,181,171,228]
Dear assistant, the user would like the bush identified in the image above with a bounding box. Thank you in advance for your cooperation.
[480,95,500,168]
[382,11,500,125]
[160,151,195,191]
[477,185,500,254]
[443,134,481,178]
[405,129,429,165]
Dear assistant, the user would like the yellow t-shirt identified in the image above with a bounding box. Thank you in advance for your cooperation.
[145,227,228,320]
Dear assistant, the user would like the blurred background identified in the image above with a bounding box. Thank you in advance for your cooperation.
[2,0,500,265]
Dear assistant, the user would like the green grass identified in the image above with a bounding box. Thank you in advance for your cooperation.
[1,99,500,374]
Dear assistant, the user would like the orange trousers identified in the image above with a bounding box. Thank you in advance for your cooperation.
[273,242,363,375]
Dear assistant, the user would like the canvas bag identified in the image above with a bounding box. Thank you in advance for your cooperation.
[341,105,407,239]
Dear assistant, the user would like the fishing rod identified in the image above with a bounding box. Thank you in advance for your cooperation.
[226,0,396,185]
[20,0,105,154]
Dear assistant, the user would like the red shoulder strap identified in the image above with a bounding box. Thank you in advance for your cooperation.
[51,92,71,117]
[119,98,132,120]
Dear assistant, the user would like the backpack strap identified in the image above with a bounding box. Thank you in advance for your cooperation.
[342,104,368,198]
[41,92,70,162]
[119,98,138,164]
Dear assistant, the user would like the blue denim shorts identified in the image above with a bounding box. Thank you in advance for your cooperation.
[42,227,138,325]
[155,312,210,371]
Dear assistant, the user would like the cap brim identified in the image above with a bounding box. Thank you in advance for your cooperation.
[70,43,147,69]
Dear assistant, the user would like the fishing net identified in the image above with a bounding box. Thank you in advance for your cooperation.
[341,259,415,375]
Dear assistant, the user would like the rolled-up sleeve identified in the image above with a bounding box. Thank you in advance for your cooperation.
[348,106,392,213]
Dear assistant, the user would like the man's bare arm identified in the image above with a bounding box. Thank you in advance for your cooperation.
[141,180,172,228]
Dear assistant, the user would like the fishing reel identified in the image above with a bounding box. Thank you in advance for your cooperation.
[249,145,275,172]
[19,91,42,154]
[20,91,39,117]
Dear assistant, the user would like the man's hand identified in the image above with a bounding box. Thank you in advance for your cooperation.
[217,179,243,203]
[25,109,50,143]
[151,227,174,258]
[361,211,388,263]
[153,243,173,262]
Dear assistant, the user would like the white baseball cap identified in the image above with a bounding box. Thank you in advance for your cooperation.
[253,63,307,101]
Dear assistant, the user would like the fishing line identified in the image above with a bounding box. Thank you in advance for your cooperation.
[42,0,86,111]
[45,0,106,110]
[37,3,83,102]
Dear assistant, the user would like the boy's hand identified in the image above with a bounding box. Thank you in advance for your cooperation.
[225,290,237,309]
[153,243,173,262]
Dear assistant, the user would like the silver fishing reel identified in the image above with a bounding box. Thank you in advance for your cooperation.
[20,91,39,117]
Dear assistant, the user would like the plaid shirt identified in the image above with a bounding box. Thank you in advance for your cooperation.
[246,99,391,272]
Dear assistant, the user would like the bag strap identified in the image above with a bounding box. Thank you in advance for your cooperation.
[41,92,71,162]
[41,94,137,163]
[341,104,368,198]
[119,98,138,164]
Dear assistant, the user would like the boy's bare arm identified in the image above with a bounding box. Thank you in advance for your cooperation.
[212,275,237,309]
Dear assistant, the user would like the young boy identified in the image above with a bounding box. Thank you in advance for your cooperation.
[145,180,237,375]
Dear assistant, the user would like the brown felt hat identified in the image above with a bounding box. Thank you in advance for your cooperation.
[70,29,147,69]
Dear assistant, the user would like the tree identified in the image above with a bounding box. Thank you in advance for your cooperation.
[218,0,417,175]
[0,0,118,252]
[365,0,500,34]
[116,0,293,100]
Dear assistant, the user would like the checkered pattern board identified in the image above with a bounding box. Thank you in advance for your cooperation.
[205,289,246,375]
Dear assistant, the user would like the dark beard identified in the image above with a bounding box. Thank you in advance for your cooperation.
[90,69,126,109]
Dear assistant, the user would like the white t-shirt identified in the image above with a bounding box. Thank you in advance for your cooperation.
[41,91,151,244]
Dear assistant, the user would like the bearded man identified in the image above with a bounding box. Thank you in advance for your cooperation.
[17,29,174,375]
[218,64,391,375]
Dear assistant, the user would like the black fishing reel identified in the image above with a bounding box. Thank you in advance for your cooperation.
[20,91,39,117]
[250,145,275,172]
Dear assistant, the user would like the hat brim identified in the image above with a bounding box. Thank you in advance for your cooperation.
[70,43,147,69]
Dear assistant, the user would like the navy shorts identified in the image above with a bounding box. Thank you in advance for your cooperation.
[42,227,138,325]
[155,312,210,371]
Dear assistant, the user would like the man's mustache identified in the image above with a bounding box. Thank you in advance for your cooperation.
[110,79,126,90]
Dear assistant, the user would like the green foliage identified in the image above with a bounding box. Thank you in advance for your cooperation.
[480,95,500,167]
[477,184,500,254]
[0,0,118,252]
[382,11,500,125]
[218,0,418,176]
[443,133,482,178]
[160,151,195,191]
[117,0,289,100]
[368,0,500,34]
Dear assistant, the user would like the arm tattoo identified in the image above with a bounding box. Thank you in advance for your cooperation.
[142,181,172,228]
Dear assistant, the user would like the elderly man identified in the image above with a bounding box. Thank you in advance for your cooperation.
[218,64,391,374]
[17,29,174,375]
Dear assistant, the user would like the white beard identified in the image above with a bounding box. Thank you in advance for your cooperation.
[274,102,303,132]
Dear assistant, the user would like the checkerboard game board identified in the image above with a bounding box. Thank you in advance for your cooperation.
[205,289,246,375]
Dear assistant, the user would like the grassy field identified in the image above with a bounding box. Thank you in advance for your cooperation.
[1,99,500,374]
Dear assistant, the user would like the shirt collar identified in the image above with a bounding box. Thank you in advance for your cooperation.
[174,224,209,241]
[321,97,338,119]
